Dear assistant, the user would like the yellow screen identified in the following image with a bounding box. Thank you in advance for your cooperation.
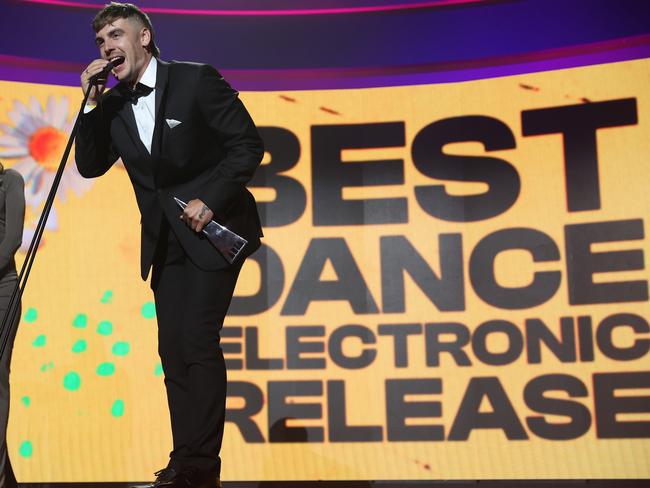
[1,58,649,481]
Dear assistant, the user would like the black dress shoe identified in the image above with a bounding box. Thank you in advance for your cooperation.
[175,467,221,488]
[136,467,179,488]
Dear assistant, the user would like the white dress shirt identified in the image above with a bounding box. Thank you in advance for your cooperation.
[132,57,157,154]
[84,57,157,154]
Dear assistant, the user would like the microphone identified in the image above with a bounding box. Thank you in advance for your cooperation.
[90,56,125,84]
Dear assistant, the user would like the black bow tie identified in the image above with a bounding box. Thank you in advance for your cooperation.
[123,82,153,104]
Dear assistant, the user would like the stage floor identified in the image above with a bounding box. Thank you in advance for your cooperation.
[21,481,650,488]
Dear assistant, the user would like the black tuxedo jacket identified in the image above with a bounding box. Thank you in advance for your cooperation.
[75,60,264,280]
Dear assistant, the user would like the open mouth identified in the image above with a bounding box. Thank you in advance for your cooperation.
[110,55,126,72]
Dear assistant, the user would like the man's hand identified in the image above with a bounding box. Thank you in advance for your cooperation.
[81,59,110,103]
[181,199,214,233]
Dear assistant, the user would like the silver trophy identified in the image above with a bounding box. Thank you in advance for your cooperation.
[174,197,247,264]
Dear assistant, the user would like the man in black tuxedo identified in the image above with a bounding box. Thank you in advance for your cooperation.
[75,3,263,487]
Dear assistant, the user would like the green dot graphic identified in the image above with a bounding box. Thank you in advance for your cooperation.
[154,362,163,376]
[24,308,37,323]
[21,396,30,407]
[73,313,88,328]
[100,290,113,304]
[112,341,130,356]
[97,320,113,336]
[96,362,115,376]
[111,399,125,417]
[63,372,81,391]
[32,335,46,347]
[19,440,32,458]
[40,361,54,373]
[71,339,87,353]
[141,302,156,319]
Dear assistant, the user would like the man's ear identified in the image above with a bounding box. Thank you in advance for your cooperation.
[141,27,151,50]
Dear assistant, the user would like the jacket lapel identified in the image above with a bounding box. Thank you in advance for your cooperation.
[151,59,170,161]
[113,84,149,156]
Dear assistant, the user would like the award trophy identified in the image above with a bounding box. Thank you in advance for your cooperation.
[174,197,247,264]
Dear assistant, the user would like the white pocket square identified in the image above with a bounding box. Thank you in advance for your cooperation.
[166,118,182,129]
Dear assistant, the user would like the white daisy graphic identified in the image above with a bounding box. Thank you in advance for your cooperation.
[0,95,98,250]
[0,95,93,210]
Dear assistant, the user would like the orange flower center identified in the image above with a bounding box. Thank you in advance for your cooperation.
[28,126,67,170]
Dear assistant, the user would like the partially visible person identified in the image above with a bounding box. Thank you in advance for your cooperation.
[0,162,25,488]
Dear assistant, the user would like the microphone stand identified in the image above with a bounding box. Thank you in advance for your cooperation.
[0,80,98,362]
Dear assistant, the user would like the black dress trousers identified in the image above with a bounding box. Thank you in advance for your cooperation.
[151,222,242,474]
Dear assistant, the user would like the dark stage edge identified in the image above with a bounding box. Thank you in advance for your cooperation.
[20,481,650,488]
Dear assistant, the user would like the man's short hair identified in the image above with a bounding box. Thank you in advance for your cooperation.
[92,2,160,58]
